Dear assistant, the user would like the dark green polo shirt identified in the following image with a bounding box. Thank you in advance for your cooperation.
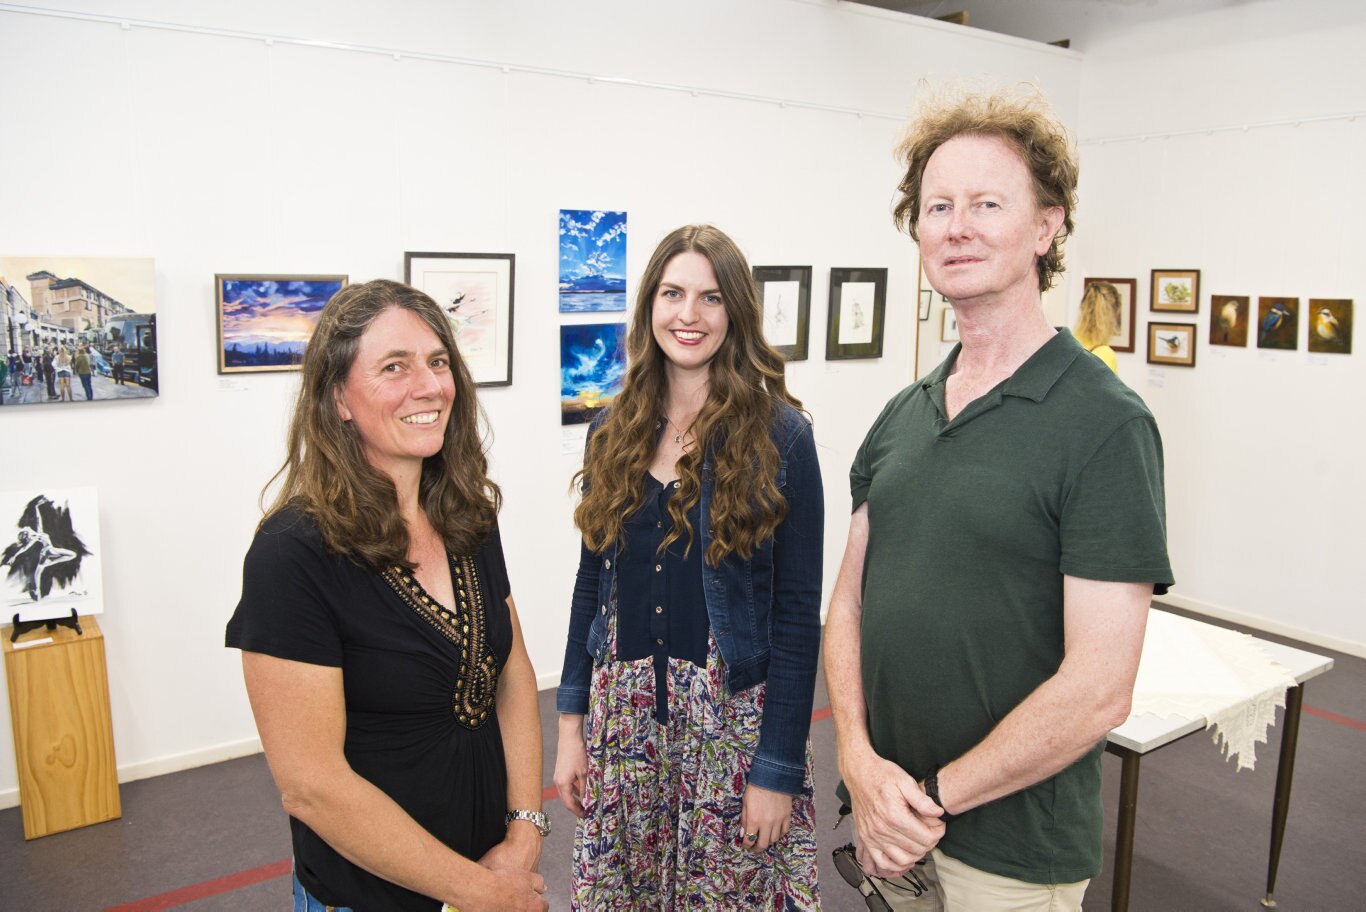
[848,330,1173,885]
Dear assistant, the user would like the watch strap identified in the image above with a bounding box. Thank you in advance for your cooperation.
[924,768,956,822]
[505,808,551,837]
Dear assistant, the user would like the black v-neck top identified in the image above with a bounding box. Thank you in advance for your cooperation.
[226,508,512,911]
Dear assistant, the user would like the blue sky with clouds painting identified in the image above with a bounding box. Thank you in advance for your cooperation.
[559,209,627,293]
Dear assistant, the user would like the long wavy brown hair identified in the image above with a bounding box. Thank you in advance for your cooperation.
[573,225,802,566]
[262,279,500,570]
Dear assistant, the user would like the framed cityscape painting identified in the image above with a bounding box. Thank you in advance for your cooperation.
[216,274,347,373]
[559,209,627,312]
[406,252,515,387]
[826,267,887,360]
[0,255,159,405]
[753,265,811,361]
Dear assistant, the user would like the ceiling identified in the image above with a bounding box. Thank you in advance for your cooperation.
[846,0,1256,50]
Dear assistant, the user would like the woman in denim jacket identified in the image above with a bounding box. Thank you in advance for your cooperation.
[554,225,824,909]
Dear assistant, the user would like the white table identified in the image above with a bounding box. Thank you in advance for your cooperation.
[1104,613,1334,911]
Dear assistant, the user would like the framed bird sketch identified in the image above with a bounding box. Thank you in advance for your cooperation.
[1306,299,1352,354]
[1209,295,1250,347]
[216,274,347,373]
[1256,297,1299,351]
[1151,269,1200,314]
[752,265,812,361]
[1084,277,1137,352]
[826,267,887,360]
[1147,322,1197,367]
[405,252,515,387]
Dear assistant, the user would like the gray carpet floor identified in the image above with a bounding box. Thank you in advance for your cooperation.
[3,608,1363,910]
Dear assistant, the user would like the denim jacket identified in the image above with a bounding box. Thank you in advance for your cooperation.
[556,401,824,795]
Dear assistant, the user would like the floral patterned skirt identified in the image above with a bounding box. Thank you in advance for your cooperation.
[571,612,820,911]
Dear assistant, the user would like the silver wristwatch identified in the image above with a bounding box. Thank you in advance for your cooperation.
[505,808,551,837]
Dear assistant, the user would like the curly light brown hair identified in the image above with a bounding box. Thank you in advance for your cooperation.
[262,279,500,570]
[892,86,1078,293]
[573,225,802,567]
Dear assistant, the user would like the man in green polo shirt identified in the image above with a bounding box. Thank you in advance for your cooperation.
[825,88,1173,911]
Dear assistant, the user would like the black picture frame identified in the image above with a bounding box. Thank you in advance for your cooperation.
[405,252,515,387]
[826,267,887,360]
[752,265,812,361]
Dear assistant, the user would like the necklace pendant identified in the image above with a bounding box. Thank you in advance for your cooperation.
[674,434,682,444]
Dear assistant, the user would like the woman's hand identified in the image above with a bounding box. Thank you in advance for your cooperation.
[739,782,794,853]
[466,867,548,912]
[553,714,589,818]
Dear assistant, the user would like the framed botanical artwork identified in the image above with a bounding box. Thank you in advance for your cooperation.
[1147,322,1197,367]
[1151,269,1200,313]
[826,267,887,360]
[1307,299,1352,354]
[1256,297,1299,350]
[752,265,812,361]
[1084,277,1137,353]
[216,274,347,374]
[1209,295,1250,347]
[940,308,960,342]
[406,252,515,387]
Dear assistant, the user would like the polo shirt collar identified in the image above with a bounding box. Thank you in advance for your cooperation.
[916,329,1085,404]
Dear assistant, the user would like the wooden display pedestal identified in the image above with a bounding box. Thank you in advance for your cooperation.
[3,615,120,839]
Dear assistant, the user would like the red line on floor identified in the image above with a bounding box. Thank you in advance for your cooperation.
[105,858,291,911]
[1305,703,1366,733]
[811,706,832,723]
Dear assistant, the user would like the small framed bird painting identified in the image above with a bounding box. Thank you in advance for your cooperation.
[1256,297,1300,351]
[1147,322,1197,367]
[1209,295,1249,347]
[1306,299,1352,354]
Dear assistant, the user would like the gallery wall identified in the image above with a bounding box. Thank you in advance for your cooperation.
[1063,0,1366,655]
[0,0,1080,804]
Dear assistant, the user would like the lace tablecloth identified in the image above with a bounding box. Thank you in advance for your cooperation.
[1129,611,1297,770]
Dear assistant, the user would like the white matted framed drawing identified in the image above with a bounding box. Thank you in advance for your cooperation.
[405,252,515,387]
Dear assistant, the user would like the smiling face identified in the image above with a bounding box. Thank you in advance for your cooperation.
[919,134,1063,308]
[334,305,455,482]
[651,250,730,380]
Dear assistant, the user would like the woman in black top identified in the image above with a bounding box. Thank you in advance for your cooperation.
[226,280,548,912]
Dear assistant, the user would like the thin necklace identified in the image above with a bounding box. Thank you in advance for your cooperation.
[664,414,693,444]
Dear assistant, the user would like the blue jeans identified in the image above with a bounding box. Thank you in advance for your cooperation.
[292,869,352,912]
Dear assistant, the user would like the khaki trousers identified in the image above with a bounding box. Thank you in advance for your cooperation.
[868,849,1089,912]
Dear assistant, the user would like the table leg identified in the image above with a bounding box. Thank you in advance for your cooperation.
[1261,684,1305,909]
[1112,747,1141,912]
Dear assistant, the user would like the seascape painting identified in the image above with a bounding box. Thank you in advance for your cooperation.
[560,322,626,425]
[216,274,348,373]
[559,209,627,312]
[0,255,158,407]
[0,487,104,621]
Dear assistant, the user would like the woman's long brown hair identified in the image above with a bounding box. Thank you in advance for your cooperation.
[262,279,500,570]
[573,225,802,566]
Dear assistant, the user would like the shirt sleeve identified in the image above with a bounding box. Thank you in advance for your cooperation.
[225,517,344,667]
[479,521,512,607]
[1059,415,1174,593]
